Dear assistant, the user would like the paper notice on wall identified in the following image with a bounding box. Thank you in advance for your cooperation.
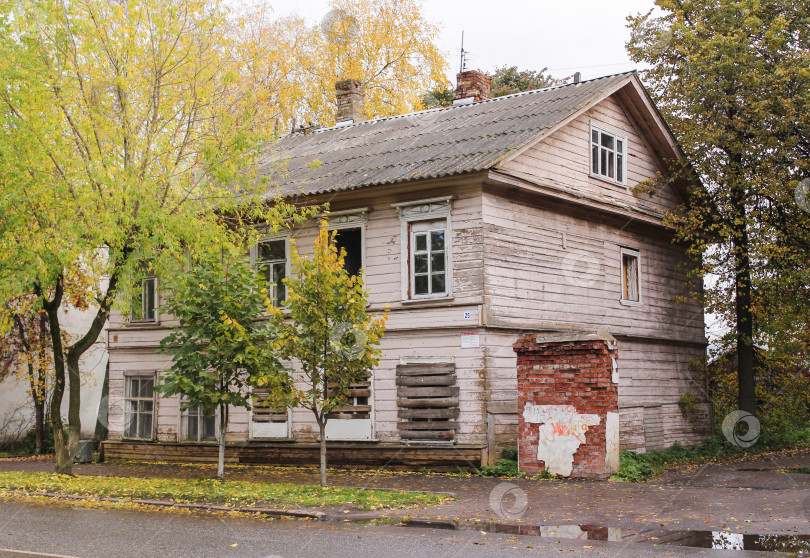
[461,332,480,348]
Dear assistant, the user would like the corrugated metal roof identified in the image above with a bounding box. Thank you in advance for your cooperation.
[257,72,633,199]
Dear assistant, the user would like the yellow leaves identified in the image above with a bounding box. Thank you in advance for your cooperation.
[238,0,447,128]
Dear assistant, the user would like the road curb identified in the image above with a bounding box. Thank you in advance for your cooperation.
[0,489,328,520]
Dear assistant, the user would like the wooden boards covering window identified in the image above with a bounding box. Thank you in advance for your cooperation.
[396,363,458,442]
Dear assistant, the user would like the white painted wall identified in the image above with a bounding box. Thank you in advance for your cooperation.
[0,305,108,441]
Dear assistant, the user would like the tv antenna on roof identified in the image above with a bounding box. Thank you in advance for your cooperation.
[459,31,467,73]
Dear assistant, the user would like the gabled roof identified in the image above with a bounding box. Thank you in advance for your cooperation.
[257,72,646,199]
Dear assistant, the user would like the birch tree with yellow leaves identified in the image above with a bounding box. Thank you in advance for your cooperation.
[0,0,447,474]
[0,0,300,474]
[246,0,449,128]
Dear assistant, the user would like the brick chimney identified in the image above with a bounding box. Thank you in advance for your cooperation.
[453,70,491,103]
[335,79,366,124]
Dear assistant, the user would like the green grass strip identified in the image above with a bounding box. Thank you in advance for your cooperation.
[0,471,448,510]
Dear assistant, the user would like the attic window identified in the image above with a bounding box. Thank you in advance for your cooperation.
[591,124,626,185]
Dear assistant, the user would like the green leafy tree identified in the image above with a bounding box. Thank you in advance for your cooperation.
[490,65,554,97]
[156,248,291,480]
[627,0,810,415]
[274,222,387,486]
[0,0,298,474]
[422,86,454,108]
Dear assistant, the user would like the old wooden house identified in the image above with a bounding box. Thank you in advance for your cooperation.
[102,71,709,470]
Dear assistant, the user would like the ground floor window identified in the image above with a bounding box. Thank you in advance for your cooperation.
[180,401,217,442]
[124,375,155,440]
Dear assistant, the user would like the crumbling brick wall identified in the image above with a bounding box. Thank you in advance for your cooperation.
[513,332,620,479]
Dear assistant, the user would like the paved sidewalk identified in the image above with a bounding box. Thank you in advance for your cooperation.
[1,448,808,536]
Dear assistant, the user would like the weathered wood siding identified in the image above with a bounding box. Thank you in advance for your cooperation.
[480,190,704,343]
[107,184,488,449]
[479,94,708,452]
[497,96,683,215]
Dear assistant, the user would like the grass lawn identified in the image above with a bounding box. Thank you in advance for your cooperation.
[0,471,449,510]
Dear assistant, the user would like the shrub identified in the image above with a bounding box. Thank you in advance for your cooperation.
[19,422,56,455]
[477,458,525,478]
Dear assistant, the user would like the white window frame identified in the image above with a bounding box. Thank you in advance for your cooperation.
[327,208,367,277]
[251,234,290,308]
[392,196,453,302]
[131,275,158,323]
[590,123,627,186]
[178,398,219,443]
[123,372,156,440]
[620,247,642,306]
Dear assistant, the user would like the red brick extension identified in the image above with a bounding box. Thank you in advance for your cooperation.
[514,334,619,479]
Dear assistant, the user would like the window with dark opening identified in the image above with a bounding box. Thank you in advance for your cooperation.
[333,228,363,277]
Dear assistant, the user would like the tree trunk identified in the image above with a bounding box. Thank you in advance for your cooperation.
[319,421,327,487]
[93,360,110,448]
[733,194,756,415]
[217,402,226,480]
[33,398,44,455]
[40,276,71,474]
[64,350,83,467]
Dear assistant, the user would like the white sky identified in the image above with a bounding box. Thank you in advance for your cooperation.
[267,0,657,81]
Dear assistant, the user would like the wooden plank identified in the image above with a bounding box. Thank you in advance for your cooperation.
[397,386,459,398]
[400,430,455,441]
[396,364,455,376]
[396,375,456,387]
[396,397,458,408]
[397,421,459,430]
[398,408,459,420]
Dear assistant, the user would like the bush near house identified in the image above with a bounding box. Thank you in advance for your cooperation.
[612,429,810,483]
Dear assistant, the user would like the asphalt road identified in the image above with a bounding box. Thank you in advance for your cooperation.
[0,499,793,558]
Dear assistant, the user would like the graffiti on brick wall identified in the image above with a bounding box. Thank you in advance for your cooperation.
[522,403,600,477]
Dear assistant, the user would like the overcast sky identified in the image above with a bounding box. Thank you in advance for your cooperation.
[268,0,658,82]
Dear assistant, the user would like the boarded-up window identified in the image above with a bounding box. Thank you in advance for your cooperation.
[396,363,458,442]
[327,382,371,419]
[621,248,640,303]
[251,389,288,424]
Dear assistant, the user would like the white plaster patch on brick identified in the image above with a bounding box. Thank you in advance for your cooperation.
[605,411,620,474]
[522,404,600,477]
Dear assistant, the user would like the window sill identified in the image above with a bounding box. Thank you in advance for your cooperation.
[400,295,455,306]
[589,172,627,188]
[126,319,160,327]
[620,299,642,307]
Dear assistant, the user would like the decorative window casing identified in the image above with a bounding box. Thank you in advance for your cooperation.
[620,247,641,305]
[590,124,627,185]
[179,399,217,442]
[124,374,155,440]
[328,208,367,278]
[392,197,453,301]
[252,235,289,307]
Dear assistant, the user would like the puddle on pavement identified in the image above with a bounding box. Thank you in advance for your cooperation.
[400,519,810,555]
[738,467,810,474]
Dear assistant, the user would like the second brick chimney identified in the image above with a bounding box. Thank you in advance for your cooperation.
[335,79,366,124]
[453,70,491,103]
